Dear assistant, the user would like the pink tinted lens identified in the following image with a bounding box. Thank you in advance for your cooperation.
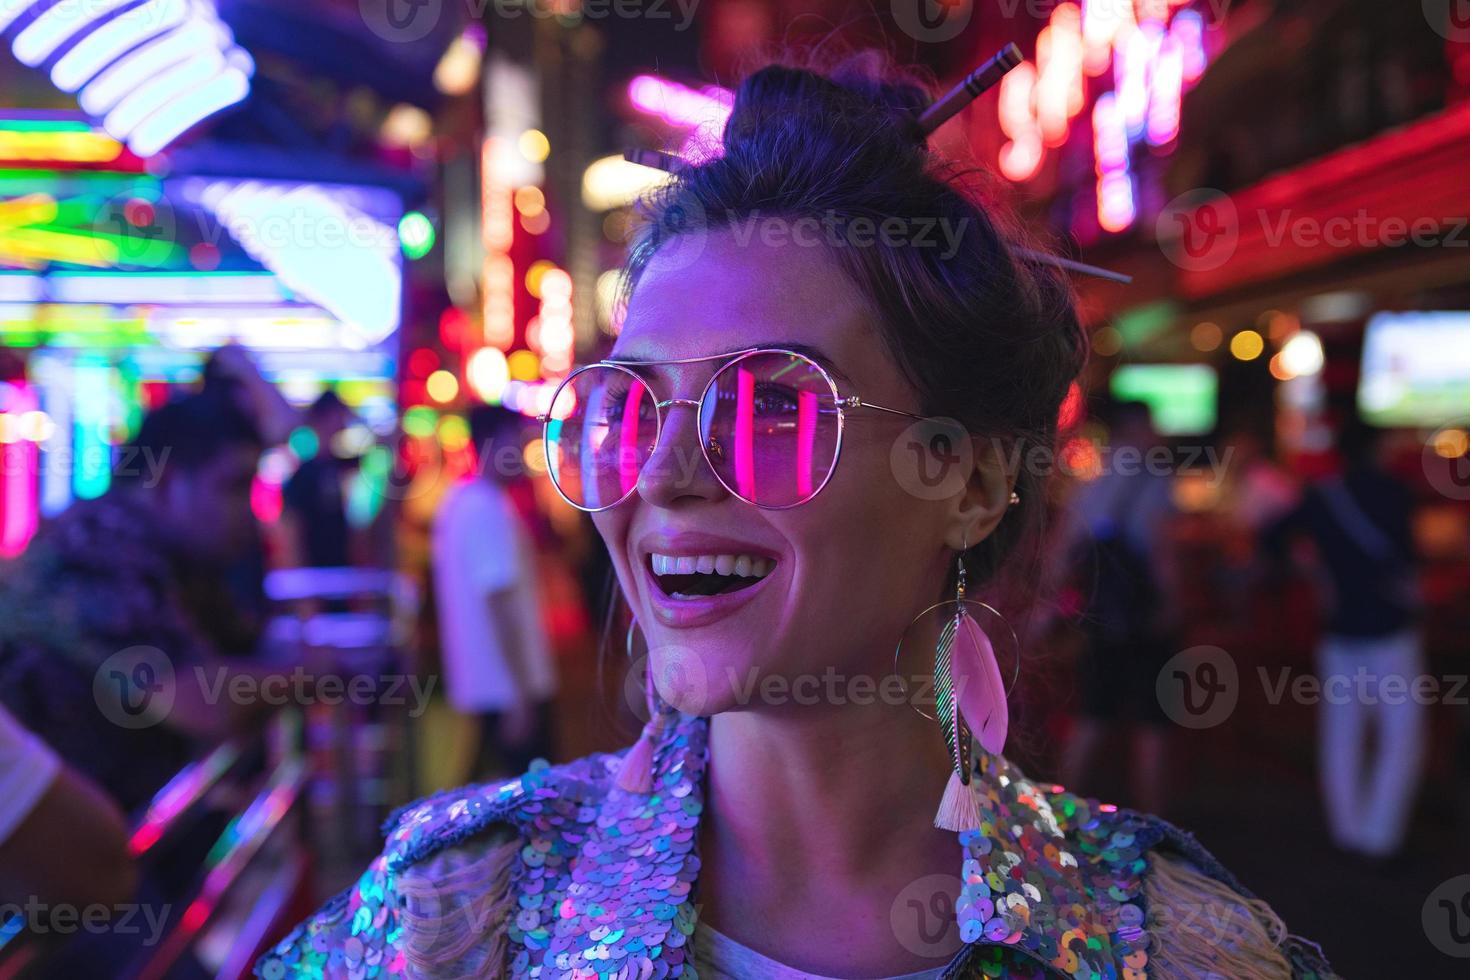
[546,367,657,509]
[702,351,840,506]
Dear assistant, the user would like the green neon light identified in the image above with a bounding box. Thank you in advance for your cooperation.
[0,120,94,133]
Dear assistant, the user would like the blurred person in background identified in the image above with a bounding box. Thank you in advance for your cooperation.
[431,404,558,780]
[1265,416,1424,862]
[280,389,357,570]
[0,702,134,910]
[0,390,302,815]
[197,344,301,655]
[1060,400,1181,814]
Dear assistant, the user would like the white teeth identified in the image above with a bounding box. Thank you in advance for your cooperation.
[649,552,776,580]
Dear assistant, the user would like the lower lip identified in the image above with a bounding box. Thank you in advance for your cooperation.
[640,560,776,629]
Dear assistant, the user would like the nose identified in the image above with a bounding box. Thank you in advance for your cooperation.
[636,398,729,508]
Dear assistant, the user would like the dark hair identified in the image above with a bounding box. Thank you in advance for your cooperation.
[624,50,1088,600]
[469,403,526,460]
[120,390,262,483]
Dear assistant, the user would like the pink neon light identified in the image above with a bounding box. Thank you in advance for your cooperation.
[1036,3,1084,147]
[734,367,756,502]
[1147,37,1184,147]
[1093,93,1136,232]
[618,383,645,496]
[250,475,283,524]
[1,384,39,559]
[626,75,733,163]
[1002,3,1210,231]
[796,389,818,500]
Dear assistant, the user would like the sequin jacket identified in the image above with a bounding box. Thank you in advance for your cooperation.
[257,714,1334,979]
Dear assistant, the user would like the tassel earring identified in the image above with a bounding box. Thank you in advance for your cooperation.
[616,620,671,793]
[896,549,1016,832]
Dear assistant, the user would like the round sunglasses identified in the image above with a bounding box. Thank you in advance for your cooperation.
[538,347,935,511]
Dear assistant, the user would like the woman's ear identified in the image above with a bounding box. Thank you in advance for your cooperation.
[942,435,1016,552]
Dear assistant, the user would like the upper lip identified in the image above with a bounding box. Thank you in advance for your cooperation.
[636,531,783,565]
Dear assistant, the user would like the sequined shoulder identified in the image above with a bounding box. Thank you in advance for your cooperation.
[255,752,625,979]
[254,851,406,979]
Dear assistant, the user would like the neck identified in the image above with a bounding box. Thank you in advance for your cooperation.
[701,696,954,881]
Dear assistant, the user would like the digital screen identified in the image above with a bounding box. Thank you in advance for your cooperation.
[1358,311,1470,427]
[1109,363,1218,435]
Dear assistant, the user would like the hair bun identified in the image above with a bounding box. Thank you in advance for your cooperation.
[719,54,930,169]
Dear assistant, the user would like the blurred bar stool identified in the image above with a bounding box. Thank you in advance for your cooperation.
[262,567,421,875]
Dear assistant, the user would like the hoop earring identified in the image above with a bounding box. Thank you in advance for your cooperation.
[616,619,673,793]
[895,550,1015,831]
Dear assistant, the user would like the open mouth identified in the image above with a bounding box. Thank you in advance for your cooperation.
[648,552,777,600]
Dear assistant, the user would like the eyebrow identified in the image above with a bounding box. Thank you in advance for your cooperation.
[605,342,853,384]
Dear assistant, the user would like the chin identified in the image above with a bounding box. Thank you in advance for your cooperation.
[645,636,765,717]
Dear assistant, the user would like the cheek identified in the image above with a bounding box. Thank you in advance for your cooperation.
[775,445,948,655]
[591,510,636,592]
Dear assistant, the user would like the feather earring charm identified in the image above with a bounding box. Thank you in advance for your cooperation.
[617,619,672,793]
[928,553,1011,831]
[615,711,668,793]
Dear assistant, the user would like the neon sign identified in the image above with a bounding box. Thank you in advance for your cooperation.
[998,2,1209,232]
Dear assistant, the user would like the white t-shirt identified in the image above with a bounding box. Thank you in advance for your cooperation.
[431,478,557,713]
[0,704,61,845]
[694,923,945,980]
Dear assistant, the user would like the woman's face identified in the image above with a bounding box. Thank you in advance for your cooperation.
[593,229,964,716]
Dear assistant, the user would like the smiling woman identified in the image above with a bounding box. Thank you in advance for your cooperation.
[256,49,1335,980]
